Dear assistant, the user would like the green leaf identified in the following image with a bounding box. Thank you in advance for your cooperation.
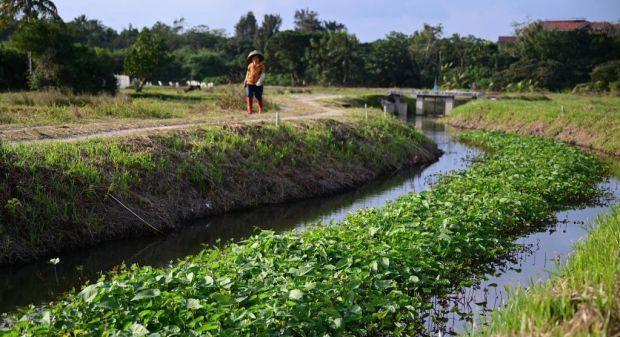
[132,289,161,301]
[288,289,304,300]
[185,298,202,310]
[79,283,100,303]
[129,323,149,336]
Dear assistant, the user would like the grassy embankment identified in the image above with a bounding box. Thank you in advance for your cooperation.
[0,131,604,336]
[448,94,620,156]
[0,86,286,128]
[0,117,439,265]
[477,205,620,337]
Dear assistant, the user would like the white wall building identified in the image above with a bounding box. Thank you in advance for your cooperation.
[114,74,131,89]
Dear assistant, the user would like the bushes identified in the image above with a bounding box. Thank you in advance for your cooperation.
[10,21,117,94]
[591,60,620,91]
[0,48,28,91]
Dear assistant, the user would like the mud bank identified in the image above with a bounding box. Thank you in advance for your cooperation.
[0,118,440,265]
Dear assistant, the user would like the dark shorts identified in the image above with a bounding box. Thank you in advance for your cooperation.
[246,84,263,100]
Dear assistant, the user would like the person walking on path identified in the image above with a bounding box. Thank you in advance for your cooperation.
[243,50,265,114]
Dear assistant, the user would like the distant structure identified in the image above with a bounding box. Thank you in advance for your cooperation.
[497,19,620,43]
[114,74,130,89]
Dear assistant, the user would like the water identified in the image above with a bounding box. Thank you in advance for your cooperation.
[0,117,618,336]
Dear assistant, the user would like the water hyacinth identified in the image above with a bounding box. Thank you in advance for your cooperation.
[0,131,604,336]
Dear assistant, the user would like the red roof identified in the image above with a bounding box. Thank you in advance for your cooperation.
[542,20,590,31]
[497,36,517,43]
[590,21,611,29]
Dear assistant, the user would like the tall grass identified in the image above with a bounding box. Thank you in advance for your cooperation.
[449,94,620,156]
[216,85,279,111]
[476,205,620,336]
[1,89,122,107]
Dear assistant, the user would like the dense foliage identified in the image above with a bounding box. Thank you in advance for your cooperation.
[1,5,619,92]
[8,21,117,93]
[0,47,27,90]
[0,131,604,336]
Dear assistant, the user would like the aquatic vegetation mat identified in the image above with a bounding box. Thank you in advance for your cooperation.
[0,131,604,336]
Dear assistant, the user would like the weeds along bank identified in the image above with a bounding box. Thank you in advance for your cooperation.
[478,205,620,337]
[0,131,605,336]
[447,94,620,156]
[0,118,440,265]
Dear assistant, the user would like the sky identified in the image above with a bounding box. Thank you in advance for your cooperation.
[54,0,620,42]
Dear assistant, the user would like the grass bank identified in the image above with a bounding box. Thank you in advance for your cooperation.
[0,117,439,265]
[448,94,620,156]
[0,131,604,336]
[0,86,280,127]
[476,205,620,337]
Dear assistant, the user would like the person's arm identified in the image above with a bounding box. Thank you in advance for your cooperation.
[256,72,265,86]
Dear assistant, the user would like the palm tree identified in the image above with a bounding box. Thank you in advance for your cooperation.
[0,0,60,73]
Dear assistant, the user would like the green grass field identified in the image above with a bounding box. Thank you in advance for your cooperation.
[448,94,620,156]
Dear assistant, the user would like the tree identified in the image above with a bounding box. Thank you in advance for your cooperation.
[365,32,417,87]
[294,8,322,32]
[255,14,282,51]
[0,0,60,74]
[265,30,315,85]
[68,15,118,49]
[234,11,257,43]
[11,20,116,93]
[124,29,171,91]
[323,20,346,33]
[410,24,444,87]
[0,0,59,24]
[306,31,361,85]
[504,21,620,90]
[0,47,27,90]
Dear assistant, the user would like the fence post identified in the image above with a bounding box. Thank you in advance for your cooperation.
[276,109,280,127]
[365,104,368,123]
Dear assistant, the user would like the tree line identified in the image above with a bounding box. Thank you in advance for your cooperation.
[1,1,619,94]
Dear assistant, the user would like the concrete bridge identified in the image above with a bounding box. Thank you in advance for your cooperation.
[381,90,481,118]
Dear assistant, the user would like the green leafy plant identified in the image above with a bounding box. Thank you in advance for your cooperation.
[0,131,604,336]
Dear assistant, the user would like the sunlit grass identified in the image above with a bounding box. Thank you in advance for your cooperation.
[449,93,620,155]
[475,205,619,337]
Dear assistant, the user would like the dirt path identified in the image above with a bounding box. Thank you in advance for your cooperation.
[4,95,344,144]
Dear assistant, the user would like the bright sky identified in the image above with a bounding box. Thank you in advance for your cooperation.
[55,0,620,42]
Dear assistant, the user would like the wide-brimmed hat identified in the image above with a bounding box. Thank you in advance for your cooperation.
[247,50,264,62]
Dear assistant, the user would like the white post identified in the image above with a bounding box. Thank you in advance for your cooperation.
[365,104,368,122]
[276,110,280,127]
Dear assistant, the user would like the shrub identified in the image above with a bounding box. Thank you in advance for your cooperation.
[591,60,620,90]
[11,21,117,94]
[0,48,28,91]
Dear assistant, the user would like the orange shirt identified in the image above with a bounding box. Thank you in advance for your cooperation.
[245,62,265,85]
